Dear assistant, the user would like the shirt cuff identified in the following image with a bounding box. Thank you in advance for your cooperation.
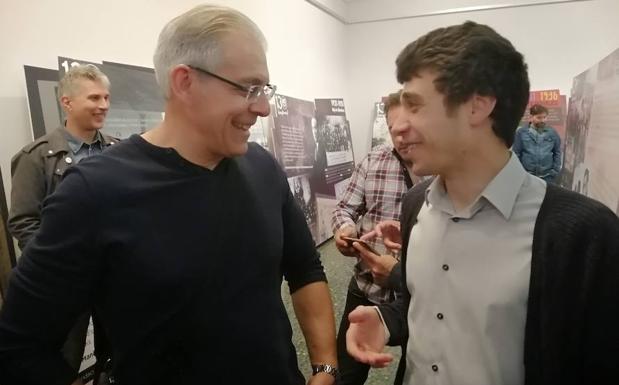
[373,306,390,344]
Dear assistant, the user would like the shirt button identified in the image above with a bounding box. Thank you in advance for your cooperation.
[451,217,460,223]
[47,150,53,154]
[432,364,439,372]
[437,313,444,320]
[65,157,73,164]
[442,264,449,271]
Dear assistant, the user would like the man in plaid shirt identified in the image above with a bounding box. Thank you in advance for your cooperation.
[331,90,421,385]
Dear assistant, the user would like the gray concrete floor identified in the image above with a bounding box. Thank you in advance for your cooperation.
[281,239,400,384]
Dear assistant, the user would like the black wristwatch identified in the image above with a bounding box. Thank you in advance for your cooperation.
[312,363,339,379]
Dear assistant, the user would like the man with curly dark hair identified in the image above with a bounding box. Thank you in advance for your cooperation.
[346,21,618,385]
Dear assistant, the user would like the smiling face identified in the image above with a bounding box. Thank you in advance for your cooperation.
[61,78,110,132]
[184,31,271,159]
[530,112,548,129]
[386,104,409,159]
[391,70,472,176]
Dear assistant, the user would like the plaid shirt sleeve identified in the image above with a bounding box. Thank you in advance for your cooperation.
[331,154,371,233]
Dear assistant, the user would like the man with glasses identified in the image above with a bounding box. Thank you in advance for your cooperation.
[0,5,337,385]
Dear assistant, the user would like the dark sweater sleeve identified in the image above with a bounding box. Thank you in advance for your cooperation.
[0,168,102,385]
[580,204,619,376]
[386,261,402,290]
[279,170,327,294]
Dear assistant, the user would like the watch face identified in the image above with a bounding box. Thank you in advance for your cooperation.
[312,364,338,377]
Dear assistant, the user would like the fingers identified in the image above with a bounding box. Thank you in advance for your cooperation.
[346,346,393,368]
[348,305,376,323]
[334,236,350,248]
[383,239,402,250]
[375,220,400,237]
[336,244,358,257]
[352,242,380,264]
[359,230,377,241]
[335,226,358,256]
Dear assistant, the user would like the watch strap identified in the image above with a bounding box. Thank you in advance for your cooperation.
[311,363,339,378]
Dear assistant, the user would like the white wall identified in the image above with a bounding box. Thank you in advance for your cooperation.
[345,0,619,161]
[3,0,619,204]
[0,0,349,205]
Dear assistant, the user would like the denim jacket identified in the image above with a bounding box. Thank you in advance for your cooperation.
[512,124,561,182]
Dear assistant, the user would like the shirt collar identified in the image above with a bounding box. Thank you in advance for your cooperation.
[425,152,526,220]
[528,123,551,133]
[64,129,103,154]
[481,152,527,219]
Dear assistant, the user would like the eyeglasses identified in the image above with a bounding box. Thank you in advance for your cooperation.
[186,65,277,102]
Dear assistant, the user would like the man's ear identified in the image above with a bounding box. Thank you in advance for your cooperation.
[60,95,72,112]
[470,94,497,127]
[168,65,195,103]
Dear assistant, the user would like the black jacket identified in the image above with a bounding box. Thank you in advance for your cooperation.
[7,127,117,249]
[380,180,619,385]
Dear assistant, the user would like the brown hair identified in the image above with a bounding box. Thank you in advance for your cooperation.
[530,104,548,115]
[395,21,530,147]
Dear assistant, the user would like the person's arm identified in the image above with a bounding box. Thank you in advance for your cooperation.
[280,169,337,384]
[386,261,401,290]
[352,242,399,288]
[7,150,46,249]
[292,282,337,385]
[552,130,562,177]
[582,206,619,379]
[331,158,368,229]
[0,168,101,385]
[512,128,523,159]
[331,156,370,256]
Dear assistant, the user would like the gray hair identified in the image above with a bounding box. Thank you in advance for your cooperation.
[57,64,110,100]
[153,4,267,99]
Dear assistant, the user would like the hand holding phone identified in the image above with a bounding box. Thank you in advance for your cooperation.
[341,236,380,255]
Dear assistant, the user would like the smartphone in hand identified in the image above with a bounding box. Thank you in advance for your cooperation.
[341,236,380,255]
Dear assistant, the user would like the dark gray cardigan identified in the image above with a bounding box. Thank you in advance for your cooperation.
[380,180,619,385]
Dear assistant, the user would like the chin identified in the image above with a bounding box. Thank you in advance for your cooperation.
[230,142,249,156]
[412,163,433,177]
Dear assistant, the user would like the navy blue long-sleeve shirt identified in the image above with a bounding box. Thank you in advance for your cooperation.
[0,135,326,385]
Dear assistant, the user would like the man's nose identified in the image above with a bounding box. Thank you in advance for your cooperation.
[249,94,271,117]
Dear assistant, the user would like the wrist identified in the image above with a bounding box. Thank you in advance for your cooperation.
[337,223,356,235]
[311,363,339,380]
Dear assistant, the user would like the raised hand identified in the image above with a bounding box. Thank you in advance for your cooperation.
[374,220,402,251]
[352,241,398,287]
[346,306,393,368]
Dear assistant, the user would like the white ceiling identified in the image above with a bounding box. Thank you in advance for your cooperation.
[306,0,596,24]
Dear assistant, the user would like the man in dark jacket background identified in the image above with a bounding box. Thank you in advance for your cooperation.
[8,64,117,250]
